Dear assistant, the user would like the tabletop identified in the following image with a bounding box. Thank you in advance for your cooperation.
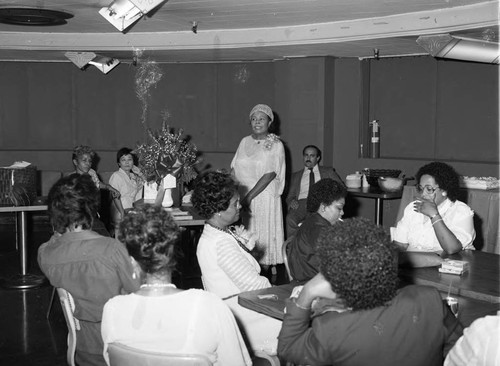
[0,205,48,213]
[399,250,500,303]
[238,282,500,328]
[347,187,403,200]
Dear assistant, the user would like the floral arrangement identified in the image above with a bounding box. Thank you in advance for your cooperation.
[135,122,200,186]
[263,133,280,150]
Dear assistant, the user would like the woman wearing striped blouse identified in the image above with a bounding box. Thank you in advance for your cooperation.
[192,171,281,357]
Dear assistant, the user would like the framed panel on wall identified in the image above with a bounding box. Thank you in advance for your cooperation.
[364,56,436,159]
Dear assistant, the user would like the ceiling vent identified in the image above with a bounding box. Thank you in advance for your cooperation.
[0,7,73,26]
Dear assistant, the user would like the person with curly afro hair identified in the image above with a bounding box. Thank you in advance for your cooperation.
[286,178,346,281]
[278,217,463,366]
[393,161,475,254]
[101,204,251,366]
[192,170,283,359]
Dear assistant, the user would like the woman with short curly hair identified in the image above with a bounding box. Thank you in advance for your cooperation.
[38,174,139,366]
[287,178,347,281]
[101,204,251,366]
[192,170,282,358]
[278,217,463,366]
[393,161,475,254]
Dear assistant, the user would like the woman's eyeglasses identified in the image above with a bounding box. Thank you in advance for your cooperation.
[416,184,440,194]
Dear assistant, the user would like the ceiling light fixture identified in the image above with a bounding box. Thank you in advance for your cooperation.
[416,34,499,64]
[0,7,73,26]
[65,52,120,74]
[99,0,167,32]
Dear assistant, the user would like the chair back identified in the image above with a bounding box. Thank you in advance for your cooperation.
[107,342,212,366]
[57,288,80,366]
[282,236,294,281]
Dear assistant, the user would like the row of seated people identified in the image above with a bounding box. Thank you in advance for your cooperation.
[38,165,492,366]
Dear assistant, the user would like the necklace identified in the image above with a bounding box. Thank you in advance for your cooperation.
[207,222,252,254]
[140,283,177,289]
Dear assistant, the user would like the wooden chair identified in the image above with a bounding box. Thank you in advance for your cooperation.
[107,342,212,366]
[57,288,80,366]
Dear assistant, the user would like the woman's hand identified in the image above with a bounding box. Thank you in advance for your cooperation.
[108,185,121,199]
[413,196,438,218]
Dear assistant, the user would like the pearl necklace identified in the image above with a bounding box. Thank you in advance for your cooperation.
[140,283,177,289]
[207,222,251,254]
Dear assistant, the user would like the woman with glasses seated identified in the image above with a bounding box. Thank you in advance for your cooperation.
[392,162,475,254]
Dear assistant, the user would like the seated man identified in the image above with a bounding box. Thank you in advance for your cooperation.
[278,217,463,366]
[38,174,139,366]
[285,145,344,238]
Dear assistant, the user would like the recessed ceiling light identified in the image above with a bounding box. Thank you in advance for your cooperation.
[0,7,73,26]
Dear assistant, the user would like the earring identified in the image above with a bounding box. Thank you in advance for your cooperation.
[218,213,221,217]
[132,272,137,279]
[442,192,447,196]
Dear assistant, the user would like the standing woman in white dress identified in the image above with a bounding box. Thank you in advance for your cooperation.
[231,104,286,271]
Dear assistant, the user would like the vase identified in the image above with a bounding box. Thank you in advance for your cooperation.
[162,188,174,208]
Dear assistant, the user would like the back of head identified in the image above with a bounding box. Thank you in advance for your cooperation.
[416,161,460,201]
[118,204,180,275]
[317,217,398,310]
[191,170,237,219]
[48,174,100,234]
[307,178,347,212]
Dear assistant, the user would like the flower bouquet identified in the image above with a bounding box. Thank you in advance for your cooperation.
[135,122,200,206]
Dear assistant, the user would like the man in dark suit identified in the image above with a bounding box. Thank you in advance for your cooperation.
[285,145,344,238]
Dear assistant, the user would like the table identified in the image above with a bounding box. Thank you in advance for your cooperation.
[238,282,500,328]
[399,250,500,303]
[347,187,402,225]
[0,205,48,289]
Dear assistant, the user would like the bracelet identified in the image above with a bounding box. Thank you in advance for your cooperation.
[430,213,440,220]
[432,218,443,226]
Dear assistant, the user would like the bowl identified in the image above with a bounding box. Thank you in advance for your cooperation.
[345,174,362,188]
[364,169,401,187]
[378,177,404,192]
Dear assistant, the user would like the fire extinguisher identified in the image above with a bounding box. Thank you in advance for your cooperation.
[369,120,380,158]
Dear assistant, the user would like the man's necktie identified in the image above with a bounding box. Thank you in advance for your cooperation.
[308,168,315,197]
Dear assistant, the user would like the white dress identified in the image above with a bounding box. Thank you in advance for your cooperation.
[231,135,286,265]
[101,289,251,366]
[197,224,282,355]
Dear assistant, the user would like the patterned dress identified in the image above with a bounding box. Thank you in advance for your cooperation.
[231,135,285,265]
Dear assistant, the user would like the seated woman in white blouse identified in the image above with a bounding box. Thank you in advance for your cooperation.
[108,147,145,233]
[191,171,282,357]
[101,204,251,366]
[393,162,475,255]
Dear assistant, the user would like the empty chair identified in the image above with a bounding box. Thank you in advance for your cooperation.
[57,288,80,366]
[107,342,212,366]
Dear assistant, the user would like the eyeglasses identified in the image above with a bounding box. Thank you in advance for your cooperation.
[416,184,440,194]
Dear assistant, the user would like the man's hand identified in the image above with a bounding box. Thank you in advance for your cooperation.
[296,273,337,309]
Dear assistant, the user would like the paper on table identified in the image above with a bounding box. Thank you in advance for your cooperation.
[2,161,32,169]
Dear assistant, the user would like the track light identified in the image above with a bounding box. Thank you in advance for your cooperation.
[417,34,499,64]
[99,0,168,32]
[65,52,120,74]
